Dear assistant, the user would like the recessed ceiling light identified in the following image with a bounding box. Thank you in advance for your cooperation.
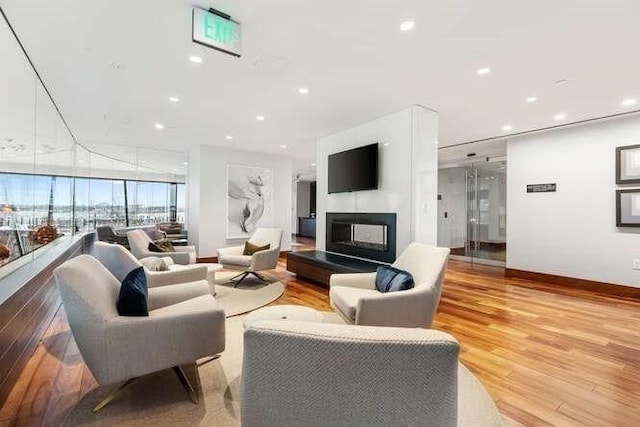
[189,55,203,64]
[280,144,287,149]
[525,96,538,103]
[554,113,567,121]
[555,79,569,85]
[225,135,233,140]
[256,115,265,121]
[298,87,309,95]
[383,143,390,147]
[311,163,316,167]
[476,67,491,76]
[501,124,513,132]
[182,162,188,165]
[621,98,638,107]
[169,96,180,103]
[400,21,415,31]
[108,61,125,70]
[154,123,164,130]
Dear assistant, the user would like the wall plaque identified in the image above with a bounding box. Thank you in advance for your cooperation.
[527,183,556,193]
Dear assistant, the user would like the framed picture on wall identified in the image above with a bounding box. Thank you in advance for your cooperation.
[226,165,274,238]
[616,144,640,184]
[616,189,640,227]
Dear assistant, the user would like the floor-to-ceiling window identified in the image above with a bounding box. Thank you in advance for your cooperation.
[0,171,185,272]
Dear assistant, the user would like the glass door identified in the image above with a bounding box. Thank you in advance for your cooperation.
[438,161,506,265]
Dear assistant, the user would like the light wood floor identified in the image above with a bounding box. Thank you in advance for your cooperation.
[2,242,640,426]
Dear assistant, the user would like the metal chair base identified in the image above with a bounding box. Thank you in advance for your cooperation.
[91,365,200,413]
[229,271,268,287]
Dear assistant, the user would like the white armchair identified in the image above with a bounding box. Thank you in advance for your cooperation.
[330,242,450,328]
[92,241,209,290]
[242,320,501,426]
[53,255,225,412]
[127,229,196,265]
[217,227,282,286]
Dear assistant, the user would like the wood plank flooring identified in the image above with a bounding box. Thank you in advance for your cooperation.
[2,242,640,426]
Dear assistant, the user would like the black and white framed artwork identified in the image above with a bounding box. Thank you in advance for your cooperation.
[226,165,273,238]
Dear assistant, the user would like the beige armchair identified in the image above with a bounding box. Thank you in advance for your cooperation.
[92,241,210,290]
[242,320,501,426]
[54,255,225,412]
[217,227,282,286]
[127,229,196,265]
[330,242,450,328]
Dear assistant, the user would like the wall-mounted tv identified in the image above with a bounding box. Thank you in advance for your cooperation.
[328,143,378,194]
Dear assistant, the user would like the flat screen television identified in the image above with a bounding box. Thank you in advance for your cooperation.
[328,143,378,194]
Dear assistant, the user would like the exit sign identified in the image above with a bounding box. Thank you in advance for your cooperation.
[192,8,242,57]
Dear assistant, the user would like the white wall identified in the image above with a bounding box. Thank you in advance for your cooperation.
[507,115,640,287]
[188,145,292,257]
[316,105,438,256]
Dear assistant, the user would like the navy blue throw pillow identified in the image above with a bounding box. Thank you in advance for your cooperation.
[116,266,149,316]
[375,265,415,293]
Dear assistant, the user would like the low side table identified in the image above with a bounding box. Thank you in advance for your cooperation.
[244,305,325,328]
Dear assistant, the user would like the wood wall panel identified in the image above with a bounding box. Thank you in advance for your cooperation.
[0,234,94,407]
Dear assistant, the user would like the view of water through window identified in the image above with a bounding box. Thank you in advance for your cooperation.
[0,172,185,268]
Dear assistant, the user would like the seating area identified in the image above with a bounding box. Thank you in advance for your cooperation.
[46,236,502,425]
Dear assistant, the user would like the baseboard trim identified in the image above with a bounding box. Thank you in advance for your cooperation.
[197,256,218,263]
[505,268,640,300]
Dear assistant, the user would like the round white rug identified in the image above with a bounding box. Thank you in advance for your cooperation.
[213,272,285,317]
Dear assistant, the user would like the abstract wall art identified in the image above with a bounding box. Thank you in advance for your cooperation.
[226,165,273,238]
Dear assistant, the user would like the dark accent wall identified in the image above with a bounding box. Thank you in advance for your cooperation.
[0,233,95,406]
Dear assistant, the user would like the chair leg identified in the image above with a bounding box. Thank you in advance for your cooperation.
[92,377,138,413]
[230,271,250,287]
[251,272,267,282]
[173,366,199,405]
[231,271,269,287]
[197,354,221,367]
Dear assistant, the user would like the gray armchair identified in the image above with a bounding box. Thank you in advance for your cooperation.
[217,227,282,286]
[96,225,129,247]
[242,320,501,426]
[127,229,196,265]
[330,242,450,328]
[54,255,225,412]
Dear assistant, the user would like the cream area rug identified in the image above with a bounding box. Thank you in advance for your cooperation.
[64,312,344,426]
[213,272,285,317]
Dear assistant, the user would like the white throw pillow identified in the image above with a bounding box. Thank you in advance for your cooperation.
[139,257,166,271]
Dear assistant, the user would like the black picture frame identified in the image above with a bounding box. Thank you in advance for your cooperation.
[616,189,640,227]
[616,144,640,184]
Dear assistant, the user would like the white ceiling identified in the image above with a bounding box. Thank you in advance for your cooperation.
[3,0,640,167]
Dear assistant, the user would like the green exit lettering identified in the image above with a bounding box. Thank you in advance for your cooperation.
[204,15,238,44]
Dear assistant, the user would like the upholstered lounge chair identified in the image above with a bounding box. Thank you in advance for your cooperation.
[92,241,211,290]
[96,225,129,247]
[127,229,196,265]
[217,227,282,286]
[54,255,225,412]
[330,242,450,328]
[242,320,501,426]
